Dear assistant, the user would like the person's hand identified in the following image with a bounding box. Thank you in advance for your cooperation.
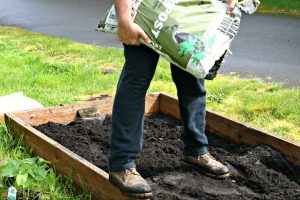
[226,0,238,14]
[117,20,150,46]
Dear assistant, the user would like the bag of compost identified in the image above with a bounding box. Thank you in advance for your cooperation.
[97,0,260,79]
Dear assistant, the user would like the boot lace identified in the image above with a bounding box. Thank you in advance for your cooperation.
[124,168,140,180]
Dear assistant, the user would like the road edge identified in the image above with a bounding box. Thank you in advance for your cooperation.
[257,7,300,18]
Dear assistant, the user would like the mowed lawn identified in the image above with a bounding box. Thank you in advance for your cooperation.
[260,0,300,11]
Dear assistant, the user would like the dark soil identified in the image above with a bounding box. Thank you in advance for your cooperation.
[35,113,300,200]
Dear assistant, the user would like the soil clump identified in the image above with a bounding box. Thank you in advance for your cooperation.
[35,113,300,200]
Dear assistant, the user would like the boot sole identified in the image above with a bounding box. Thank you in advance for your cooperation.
[122,192,153,199]
[182,161,230,179]
[109,176,153,199]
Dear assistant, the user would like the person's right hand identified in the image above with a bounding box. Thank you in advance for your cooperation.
[226,0,238,14]
[117,21,150,46]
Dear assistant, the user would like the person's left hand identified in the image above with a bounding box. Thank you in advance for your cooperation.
[226,0,238,14]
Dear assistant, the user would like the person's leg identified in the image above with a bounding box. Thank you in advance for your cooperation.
[108,44,159,171]
[170,64,208,155]
[108,45,159,197]
[170,64,229,178]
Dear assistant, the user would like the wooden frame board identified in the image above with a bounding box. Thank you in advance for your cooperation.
[4,92,300,199]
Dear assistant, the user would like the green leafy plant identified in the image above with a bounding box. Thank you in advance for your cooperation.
[0,157,57,190]
[207,92,225,104]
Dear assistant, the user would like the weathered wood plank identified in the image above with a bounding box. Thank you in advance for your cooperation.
[159,93,180,119]
[11,93,160,127]
[11,97,114,126]
[145,93,160,116]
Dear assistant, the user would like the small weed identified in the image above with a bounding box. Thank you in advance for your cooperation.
[0,157,57,189]
[207,92,225,104]
[0,124,91,199]
[0,156,58,199]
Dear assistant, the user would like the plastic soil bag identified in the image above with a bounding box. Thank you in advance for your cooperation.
[98,0,260,79]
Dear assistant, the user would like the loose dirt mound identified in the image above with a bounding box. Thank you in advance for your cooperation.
[35,113,300,200]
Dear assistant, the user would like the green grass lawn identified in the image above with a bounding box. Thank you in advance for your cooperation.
[260,0,300,11]
[0,25,300,197]
[258,0,300,16]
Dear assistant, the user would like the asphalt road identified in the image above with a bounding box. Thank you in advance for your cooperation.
[1,0,299,86]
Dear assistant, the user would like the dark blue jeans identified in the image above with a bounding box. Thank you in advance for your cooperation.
[108,44,208,172]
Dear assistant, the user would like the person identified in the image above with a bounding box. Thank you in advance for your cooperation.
[108,0,237,198]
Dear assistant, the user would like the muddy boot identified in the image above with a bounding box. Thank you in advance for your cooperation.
[109,168,153,199]
[183,153,230,179]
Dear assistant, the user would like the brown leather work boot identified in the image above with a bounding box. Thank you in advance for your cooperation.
[183,153,230,179]
[109,168,153,199]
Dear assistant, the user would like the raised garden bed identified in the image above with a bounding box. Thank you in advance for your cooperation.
[35,113,300,199]
[4,93,300,199]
